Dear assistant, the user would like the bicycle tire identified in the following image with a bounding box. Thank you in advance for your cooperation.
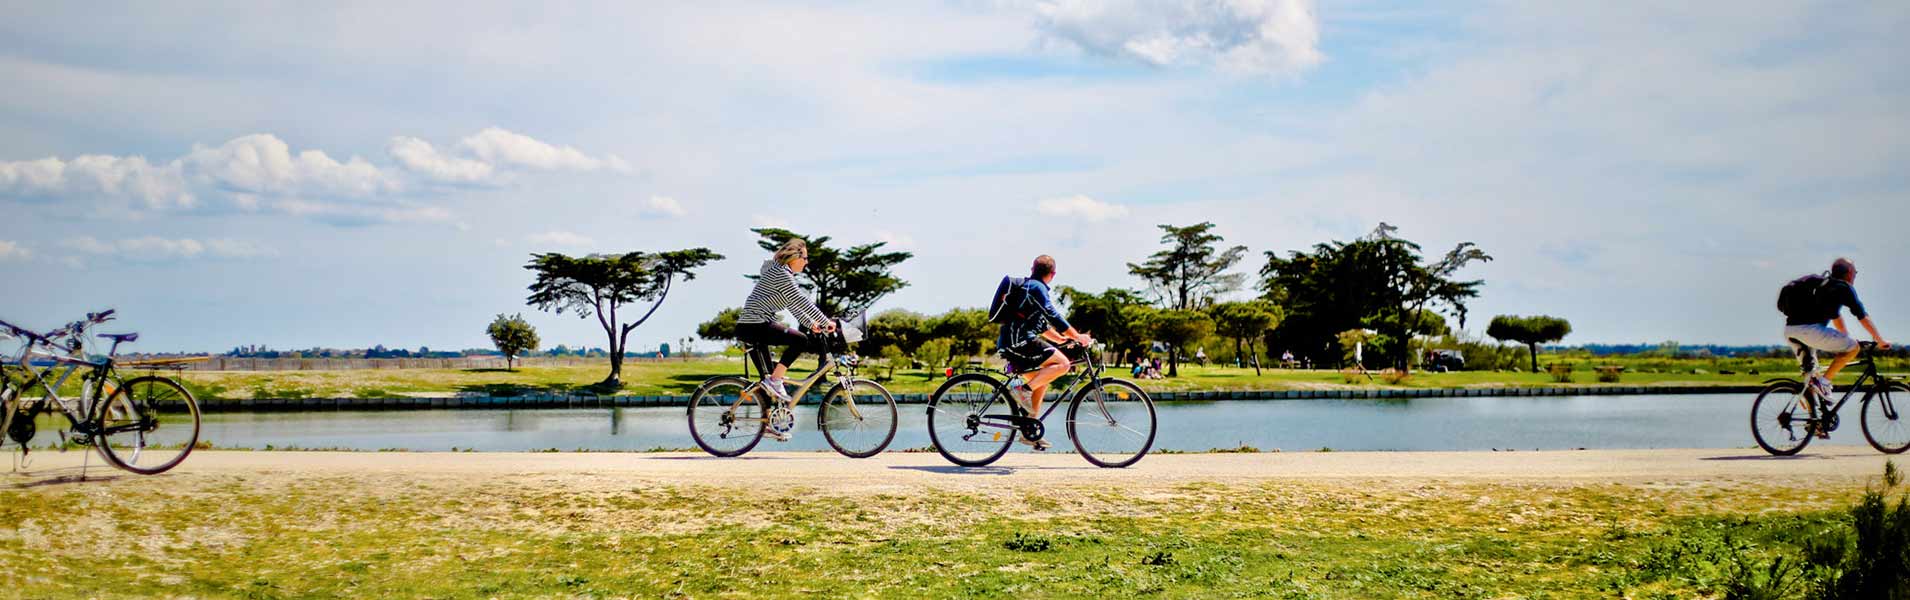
[1751,380,1813,456]
[93,375,200,475]
[1861,380,1910,454]
[687,376,768,457]
[926,373,1016,467]
[819,379,898,458]
[1066,378,1156,468]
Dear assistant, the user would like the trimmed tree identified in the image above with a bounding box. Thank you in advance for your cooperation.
[1486,315,1573,372]
[1210,300,1280,375]
[1126,222,1249,311]
[750,228,911,317]
[696,308,742,345]
[486,313,540,371]
[525,249,722,388]
[1057,286,1156,364]
[1151,309,1215,378]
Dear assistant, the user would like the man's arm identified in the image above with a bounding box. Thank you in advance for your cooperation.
[1859,317,1889,349]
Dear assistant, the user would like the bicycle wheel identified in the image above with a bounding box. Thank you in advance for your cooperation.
[926,374,1016,467]
[1861,380,1910,454]
[819,379,898,458]
[93,375,200,475]
[687,376,768,457]
[1067,378,1157,468]
[1751,381,1814,456]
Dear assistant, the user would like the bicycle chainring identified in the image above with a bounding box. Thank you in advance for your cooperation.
[7,409,34,445]
[768,406,794,435]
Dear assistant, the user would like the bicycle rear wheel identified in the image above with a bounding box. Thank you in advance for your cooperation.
[94,376,200,475]
[926,374,1015,467]
[1861,380,1910,454]
[1751,381,1813,456]
[1066,378,1156,468]
[819,379,898,458]
[687,376,768,457]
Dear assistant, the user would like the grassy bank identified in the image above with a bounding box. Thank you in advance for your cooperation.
[136,354,1909,400]
[2,464,1900,598]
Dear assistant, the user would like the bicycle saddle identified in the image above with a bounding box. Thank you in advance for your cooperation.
[98,332,139,343]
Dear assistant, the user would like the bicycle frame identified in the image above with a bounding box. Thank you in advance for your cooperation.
[970,343,1110,437]
[724,339,866,419]
[1767,344,1901,422]
[7,337,118,441]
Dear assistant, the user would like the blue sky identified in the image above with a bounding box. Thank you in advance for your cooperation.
[2,1,1906,353]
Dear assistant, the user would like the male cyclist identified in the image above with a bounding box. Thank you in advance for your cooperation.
[997,255,1092,450]
[1783,258,1889,435]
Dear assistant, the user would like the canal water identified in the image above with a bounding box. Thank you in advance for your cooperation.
[163,393,1870,452]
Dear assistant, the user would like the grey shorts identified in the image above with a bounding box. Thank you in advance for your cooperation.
[1784,324,1857,372]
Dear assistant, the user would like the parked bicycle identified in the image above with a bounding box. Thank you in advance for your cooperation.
[926,340,1156,468]
[687,317,897,458]
[0,310,202,474]
[1752,340,1908,455]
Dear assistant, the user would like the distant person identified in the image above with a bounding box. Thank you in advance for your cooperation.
[1195,347,1207,366]
[1281,350,1296,369]
[1780,258,1889,430]
[735,238,835,441]
[993,254,1093,451]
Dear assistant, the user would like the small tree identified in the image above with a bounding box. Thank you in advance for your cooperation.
[1487,315,1573,372]
[928,308,993,369]
[696,308,742,345]
[1151,309,1215,377]
[525,249,722,388]
[486,313,540,371]
[1210,301,1280,375]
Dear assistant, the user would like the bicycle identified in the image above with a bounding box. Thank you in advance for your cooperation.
[0,310,202,474]
[926,340,1157,468]
[686,319,897,458]
[1751,340,1908,456]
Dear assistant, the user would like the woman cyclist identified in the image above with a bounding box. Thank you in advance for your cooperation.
[735,238,834,440]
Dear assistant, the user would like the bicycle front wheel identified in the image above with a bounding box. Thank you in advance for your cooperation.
[687,376,768,457]
[1066,378,1156,468]
[1861,380,1910,454]
[926,374,1015,467]
[94,376,200,475]
[1751,381,1813,456]
[819,379,898,458]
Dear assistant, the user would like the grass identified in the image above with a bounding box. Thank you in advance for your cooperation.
[108,352,1910,400]
[0,468,1894,598]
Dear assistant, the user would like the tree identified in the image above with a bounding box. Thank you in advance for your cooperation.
[486,313,540,371]
[696,308,742,344]
[1209,300,1280,375]
[1150,309,1214,377]
[751,228,912,317]
[864,309,929,362]
[1057,287,1155,363]
[1127,222,1249,311]
[927,308,993,369]
[1486,315,1573,372]
[525,249,722,388]
[1260,224,1489,372]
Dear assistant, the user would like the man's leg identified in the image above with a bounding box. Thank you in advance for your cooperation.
[1824,347,1861,381]
[1024,352,1070,413]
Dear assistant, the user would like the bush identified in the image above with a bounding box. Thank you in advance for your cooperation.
[1380,369,1411,385]
[1547,363,1575,383]
[1596,366,1623,383]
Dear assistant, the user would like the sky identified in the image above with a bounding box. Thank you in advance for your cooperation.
[1,0,1906,353]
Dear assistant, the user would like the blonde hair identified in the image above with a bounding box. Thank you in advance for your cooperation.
[773,238,809,265]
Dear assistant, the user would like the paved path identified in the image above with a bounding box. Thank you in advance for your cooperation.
[8,448,1896,492]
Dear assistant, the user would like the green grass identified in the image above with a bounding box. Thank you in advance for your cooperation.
[0,472,1889,598]
[136,353,1903,400]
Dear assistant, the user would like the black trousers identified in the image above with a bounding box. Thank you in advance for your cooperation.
[736,321,817,376]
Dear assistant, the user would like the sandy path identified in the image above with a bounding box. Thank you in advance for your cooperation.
[7,447,1897,493]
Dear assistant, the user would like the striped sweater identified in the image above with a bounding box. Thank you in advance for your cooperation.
[738,260,828,326]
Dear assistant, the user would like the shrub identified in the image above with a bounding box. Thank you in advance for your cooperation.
[1596,366,1623,383]
[1380,369,1411,385]
[1547,363,1575,383]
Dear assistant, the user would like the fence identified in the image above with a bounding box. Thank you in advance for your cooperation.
[125,355,708,372]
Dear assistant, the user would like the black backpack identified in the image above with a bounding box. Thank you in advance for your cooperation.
[1776,274,1828,318]
[987,276,1029,324]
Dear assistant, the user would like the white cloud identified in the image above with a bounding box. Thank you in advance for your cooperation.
[387,136,495,184]
[1035,194,1129,222]
[270,199,454,227]
[0,154,194,210]
[1032,0,1322,74]
[525,230,596,248]
[460,127,632,173]
[183,134,395,198]
[639,195,687,219]
[60,236,274,263]
[0,240,28,261]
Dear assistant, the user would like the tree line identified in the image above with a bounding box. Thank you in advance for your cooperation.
[507,221,1573,389]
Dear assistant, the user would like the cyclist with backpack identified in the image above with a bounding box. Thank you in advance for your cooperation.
[988,255,1093,450]
[1779,258,1889,424]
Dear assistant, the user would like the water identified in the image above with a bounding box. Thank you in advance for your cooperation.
[151,393,1871,453]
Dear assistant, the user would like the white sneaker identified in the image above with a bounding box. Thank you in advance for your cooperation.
[760,377,792,404]
[1809,375,1833,399]
[1007,384,1037,415]
[1016,436,1052,451]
